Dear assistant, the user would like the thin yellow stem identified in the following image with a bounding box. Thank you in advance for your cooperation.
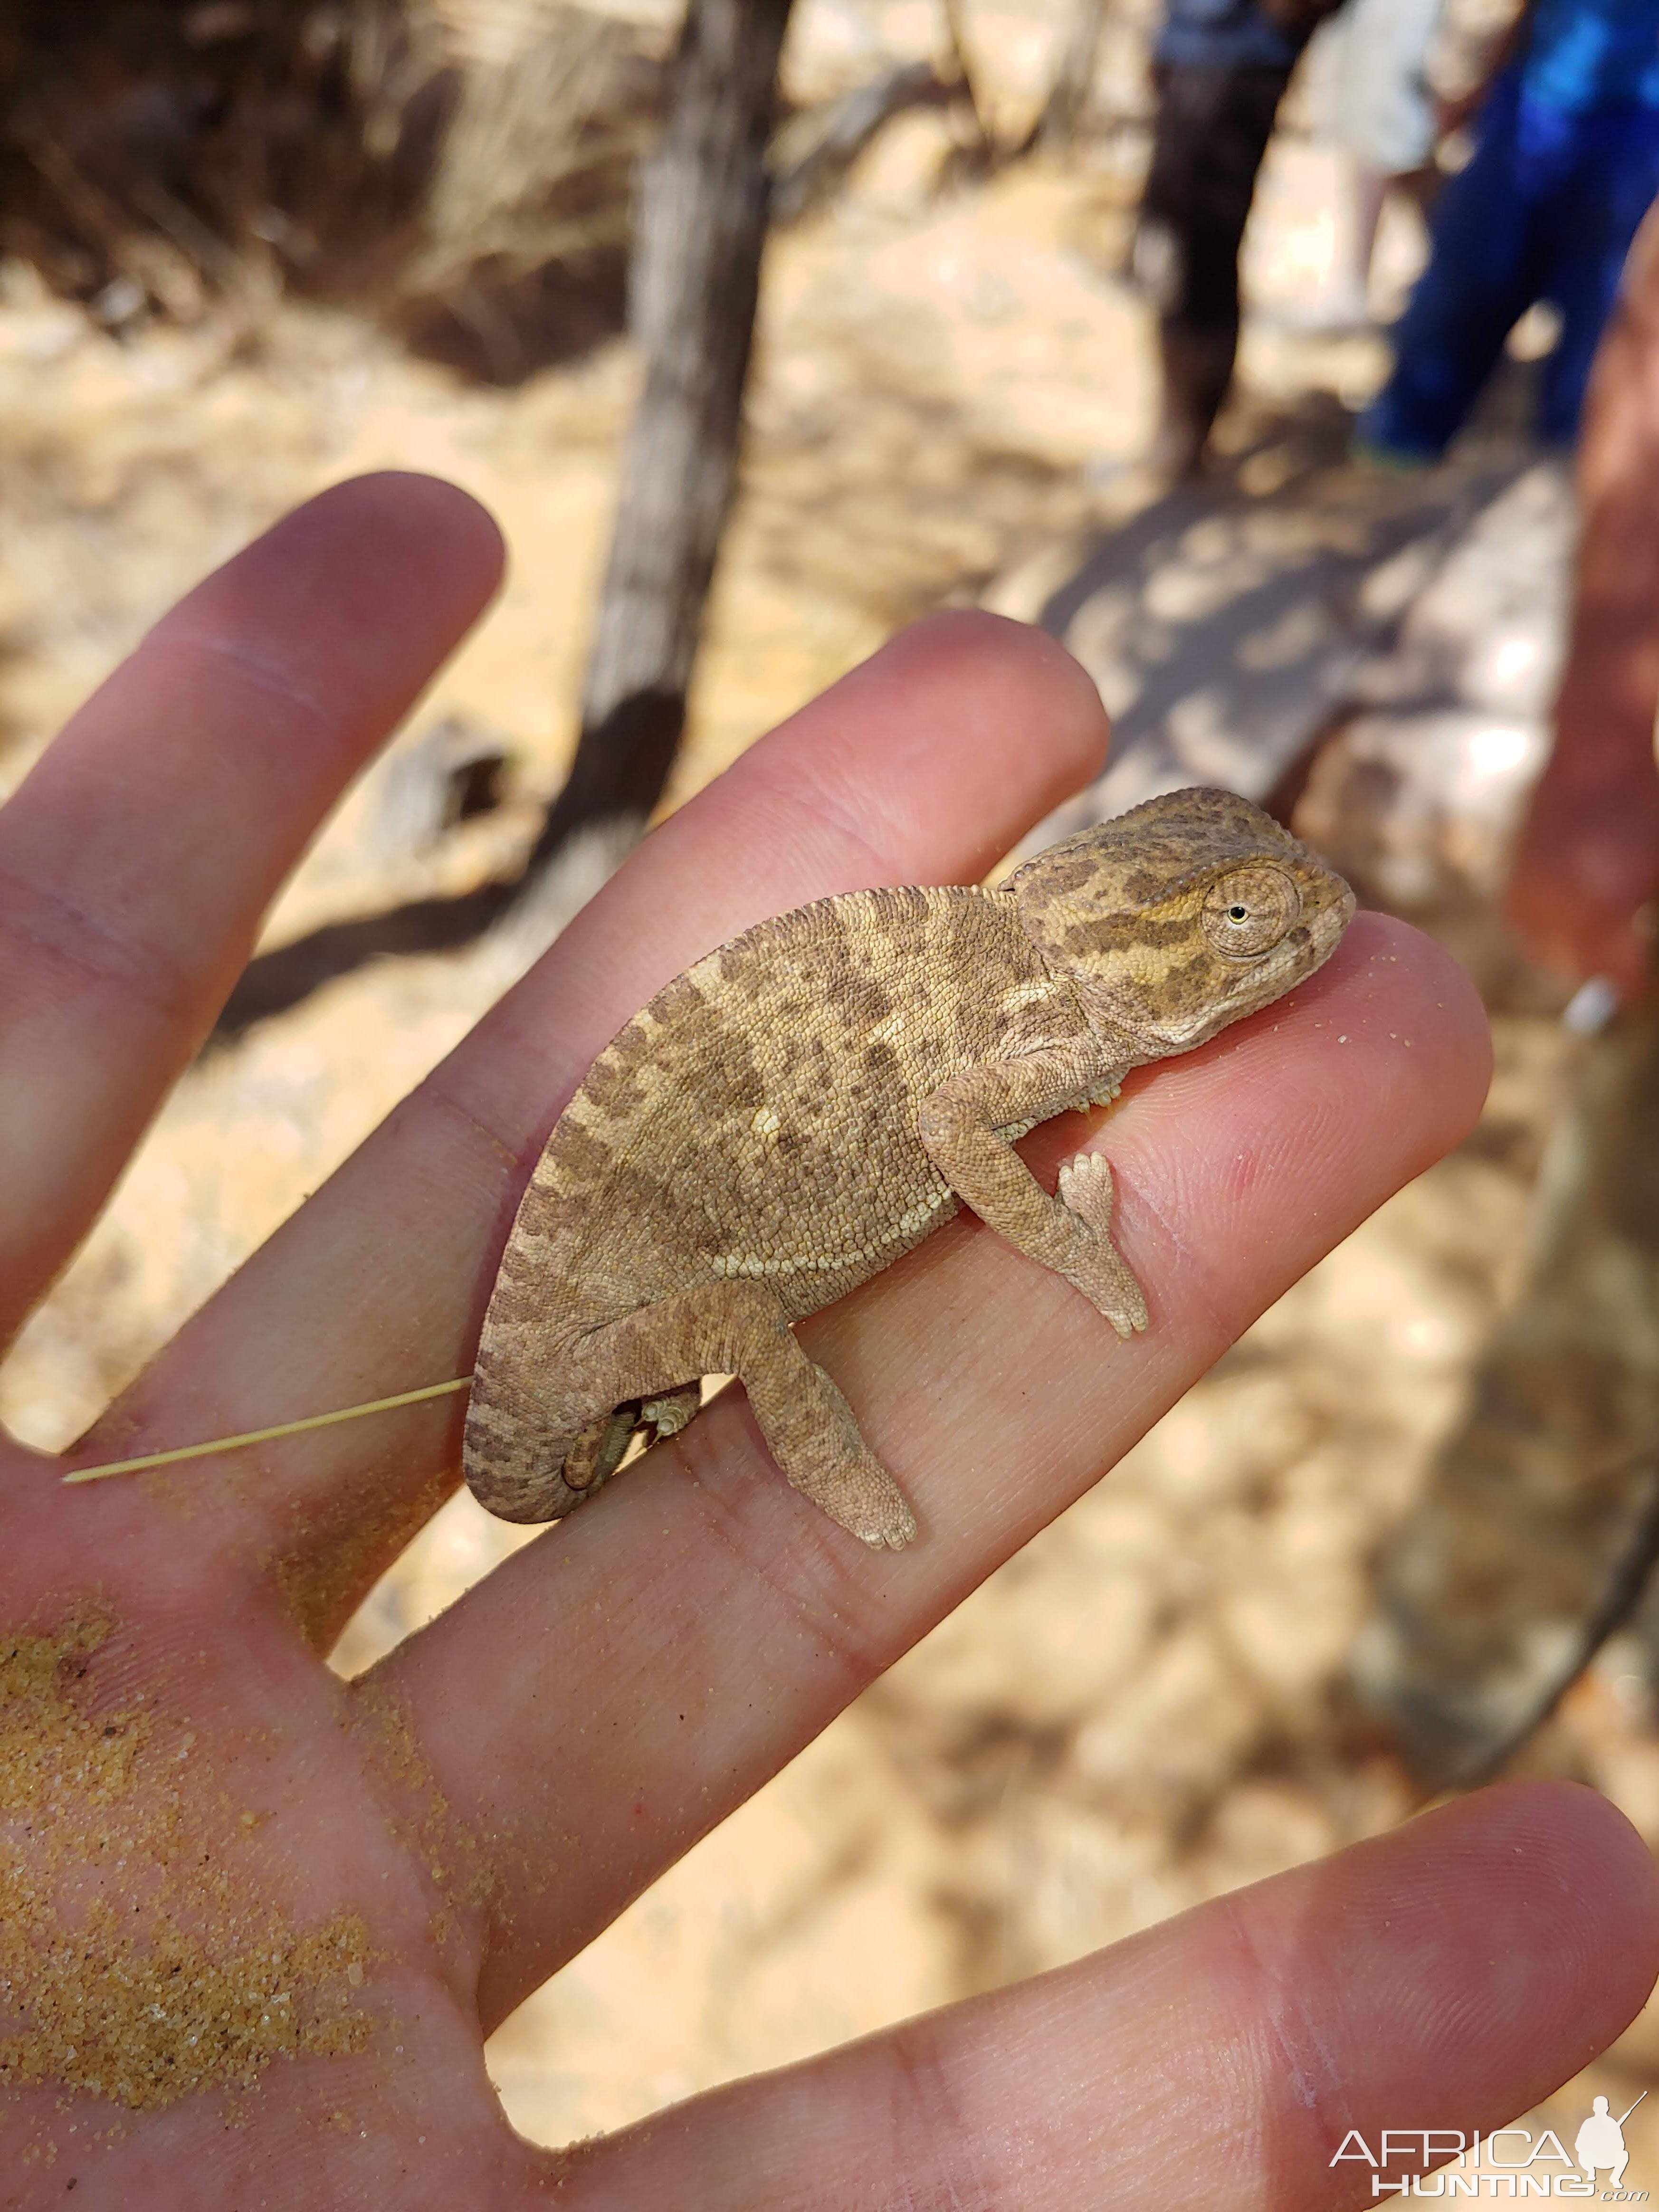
[61,1376,475,1486]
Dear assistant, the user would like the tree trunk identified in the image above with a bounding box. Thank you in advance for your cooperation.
[522,0,795,885]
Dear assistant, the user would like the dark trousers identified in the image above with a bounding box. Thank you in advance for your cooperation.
[1137,59,1297,464]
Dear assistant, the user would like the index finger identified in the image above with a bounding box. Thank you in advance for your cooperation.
[0,473,504,1345]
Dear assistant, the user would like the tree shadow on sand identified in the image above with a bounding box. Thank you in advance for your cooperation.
[998,395,1534,849]
[215,391,1537,1041]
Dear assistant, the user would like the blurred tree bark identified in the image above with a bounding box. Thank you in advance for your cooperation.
[520,0,796,888]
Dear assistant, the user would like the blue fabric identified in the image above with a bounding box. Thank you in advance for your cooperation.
[1155,0,1300,72]
[1357,61,1659,457]
[1521,0,1659,115]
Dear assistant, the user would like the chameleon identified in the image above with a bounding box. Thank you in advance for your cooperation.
[462,786,1355,1550]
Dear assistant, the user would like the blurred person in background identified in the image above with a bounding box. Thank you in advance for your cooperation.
[1507,196,1659,996]
[1135,0,1345,475]
[1357,0,1659,467]
[1309,0,1445,329]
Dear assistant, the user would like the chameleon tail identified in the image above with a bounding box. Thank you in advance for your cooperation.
[463,1345,700,1524]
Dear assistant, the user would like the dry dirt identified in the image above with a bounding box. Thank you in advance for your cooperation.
[3,0,1658,2173]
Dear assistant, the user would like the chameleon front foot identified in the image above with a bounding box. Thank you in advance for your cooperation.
[1057,1150,1149,1338]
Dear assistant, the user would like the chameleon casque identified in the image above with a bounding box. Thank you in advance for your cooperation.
[463,787,1354,1549]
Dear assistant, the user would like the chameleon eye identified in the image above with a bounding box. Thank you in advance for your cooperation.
[1201,867,1300,957]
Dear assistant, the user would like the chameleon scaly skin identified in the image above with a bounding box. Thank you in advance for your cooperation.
[464,787,1354,1546]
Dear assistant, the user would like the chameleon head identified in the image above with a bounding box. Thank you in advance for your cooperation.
[1004,786,1356,1056]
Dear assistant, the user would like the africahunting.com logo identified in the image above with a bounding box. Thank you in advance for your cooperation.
[1331,2095,1649,2198]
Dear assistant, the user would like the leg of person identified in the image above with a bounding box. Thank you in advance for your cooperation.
[1350,162,1390,306]
[1137,60,1294,474]
[1357,68,1547,462]
[1536,101,1659,447]
[1322,0,1442,315]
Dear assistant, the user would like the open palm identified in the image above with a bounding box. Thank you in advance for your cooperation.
[1,476,1653,2207]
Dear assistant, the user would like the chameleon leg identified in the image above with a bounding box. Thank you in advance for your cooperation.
[920,1084,1148,1338]
[464,1281,915,1548]
[1055,1149,1149,1336]
[715,1316,916,1549]
[558,1383,703,1500]
[640,1383,700,1438]
[918,1046,1148,1338]
[609,1281,915,1548]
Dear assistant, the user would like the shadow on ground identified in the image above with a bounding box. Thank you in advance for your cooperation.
[217,390,1540,1041]
[986,395,1534,849]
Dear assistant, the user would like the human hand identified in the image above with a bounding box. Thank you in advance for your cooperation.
[2,477,1653,2206]
[1505,741,1659,998]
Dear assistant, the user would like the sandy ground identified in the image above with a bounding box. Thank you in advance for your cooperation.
[6,0,1659,2175]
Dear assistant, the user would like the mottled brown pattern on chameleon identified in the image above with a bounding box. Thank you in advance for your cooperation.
[1006,788,1333,1050]
[465,787,1354,1546]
